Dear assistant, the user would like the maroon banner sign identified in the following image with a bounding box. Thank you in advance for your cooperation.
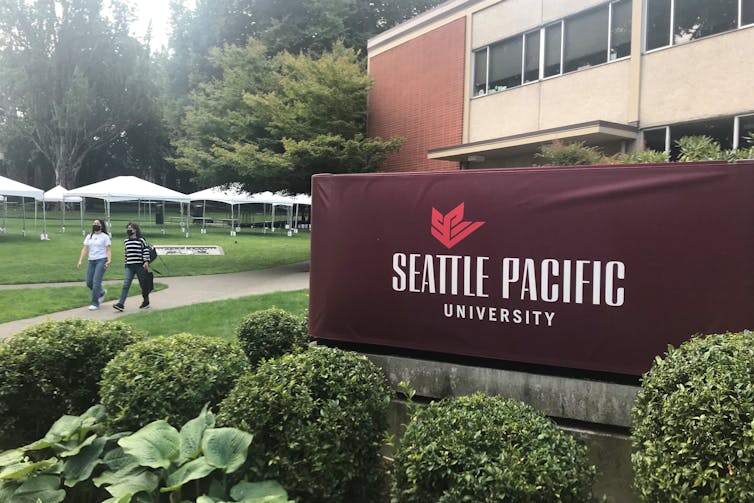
[309,162,754,375]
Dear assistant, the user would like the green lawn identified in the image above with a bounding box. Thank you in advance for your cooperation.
[0,283,165,324]
[0,214,310,284]
[0,207,311,324]
[119,290,309,341]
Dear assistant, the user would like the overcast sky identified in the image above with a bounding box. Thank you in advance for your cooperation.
[130,0,195,51]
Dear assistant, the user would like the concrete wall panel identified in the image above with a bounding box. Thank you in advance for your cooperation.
[468,84,542,141]
[640,28,754,128]
[540,61,631,129]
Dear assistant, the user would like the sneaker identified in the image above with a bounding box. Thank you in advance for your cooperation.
[113,303,125,312]
[139,300,150,309]
[88,304,99,311]
[99,288,107,300]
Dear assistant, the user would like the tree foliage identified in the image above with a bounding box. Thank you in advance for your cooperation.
[0,0,167,188]
[172,41,402,193]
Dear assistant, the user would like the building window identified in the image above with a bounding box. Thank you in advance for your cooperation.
[743,0,754,26]
[610,0,633,59]
[564,6,610,72]
[524,30,541,82]
[675,0,737,44]
[472,0,632,97]
[645,0,671,50]
[544,22,563,77]
[643,127,669,152]
[734,114,754,148]
[670,117,733,158]
[646,0,747,51]
[642,117,752,159]
[489,36,523,91]
[473,48,488,95]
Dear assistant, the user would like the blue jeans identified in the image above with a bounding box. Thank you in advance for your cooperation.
[118,264,147,305]
[86,258,107,306]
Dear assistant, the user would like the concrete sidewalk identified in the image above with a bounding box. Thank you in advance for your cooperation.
[0,262,310,339]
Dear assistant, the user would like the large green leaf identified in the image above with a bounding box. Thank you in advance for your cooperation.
[80,404,106,427]
[21,439,55,451]
[0,449,23,466]
[0,480,21,500]
[44,415,83,442]
[102,495,133,503]
[11,474,65,503]
[57,432,98,457]
[162,457,216,492]
[0,458,58,480]
[202,428,253,474]
[92,463,143,487]
[62,437,106,486]
[102,468,159,498]
[180,403,215,462]
[119,421,180,469]
[102,446,135,471]
[230,480,289,501]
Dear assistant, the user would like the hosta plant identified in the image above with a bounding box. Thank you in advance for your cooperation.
[0,404,292,503]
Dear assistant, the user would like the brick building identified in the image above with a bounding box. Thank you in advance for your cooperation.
[367,0,754,171]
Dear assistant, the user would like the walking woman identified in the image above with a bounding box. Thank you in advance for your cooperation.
[76,218,112,310]
[113,222,151,311]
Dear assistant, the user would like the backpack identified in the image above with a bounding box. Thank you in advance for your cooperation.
[142,239,158,262]
[148,244,158,262]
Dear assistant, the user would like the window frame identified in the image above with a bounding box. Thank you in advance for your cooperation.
[734,113,754,149]
[542,21,565,79]
[741,0,754,27]
[644,0,752,52]
[471,0,631,98]
[642,126,670,153]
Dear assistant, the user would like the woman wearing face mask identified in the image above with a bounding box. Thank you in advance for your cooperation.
[77,218,112,310]
[113,222,151,312]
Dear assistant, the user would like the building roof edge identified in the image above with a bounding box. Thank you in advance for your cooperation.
[367,0,480,53]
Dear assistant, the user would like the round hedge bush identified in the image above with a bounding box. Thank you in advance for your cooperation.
[236,307,309,366]
[0,319,145,449]
[217,346,393,503]
[631,330,754,502]
[99,333,248,431]
[393,393,596,503]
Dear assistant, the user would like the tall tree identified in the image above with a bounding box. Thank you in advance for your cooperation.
[172,41,401,194]
[0,0,159,188]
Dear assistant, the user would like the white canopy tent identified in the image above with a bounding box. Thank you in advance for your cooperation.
[188,184,254,236]
[68,176,191,235]
[188,186,311,236]
[248,191,294,235]
[0,175,46,237]
[43,185,83,233]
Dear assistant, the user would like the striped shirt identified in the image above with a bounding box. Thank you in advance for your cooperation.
[123,237,150,265]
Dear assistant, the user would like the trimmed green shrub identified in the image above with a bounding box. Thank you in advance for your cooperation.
[0,319,145,449]
[631,330,754,502]
[99,333,248,431]
[236,307,309,366]
[677,134,725,161]
[217,346,393,503]
[535,140,604,166]
[393,393,597,502]
[608,149,669,164]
